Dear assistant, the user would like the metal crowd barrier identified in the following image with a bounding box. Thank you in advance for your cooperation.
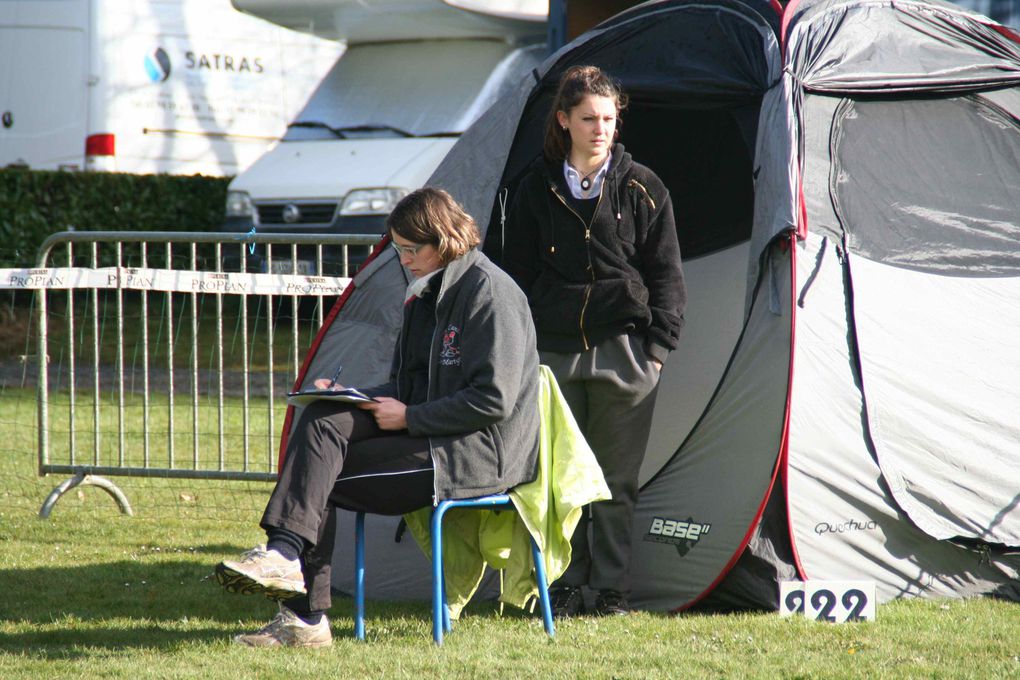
[4,231,381,518]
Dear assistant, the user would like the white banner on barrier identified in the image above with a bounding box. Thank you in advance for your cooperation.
[0,267,351,296]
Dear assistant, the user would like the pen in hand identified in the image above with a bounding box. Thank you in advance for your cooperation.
[328,364,344,389]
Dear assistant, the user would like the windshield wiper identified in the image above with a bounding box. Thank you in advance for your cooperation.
[288,122,462,139]
[334,124,415,138]
[288,121,348,138]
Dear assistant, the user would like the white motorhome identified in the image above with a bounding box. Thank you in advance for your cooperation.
[0,0,341,176]
[224,0,547,272]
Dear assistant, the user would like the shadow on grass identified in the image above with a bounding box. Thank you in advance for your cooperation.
[3,558,278,625]
[4,554,671,654]
[0,607,430,658]
[0,557,456,653]
[0,626,237,658]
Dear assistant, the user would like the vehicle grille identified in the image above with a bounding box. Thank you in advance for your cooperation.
[256,202,338,225]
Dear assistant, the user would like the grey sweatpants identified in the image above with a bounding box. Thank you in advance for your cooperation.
[542,333,661,594]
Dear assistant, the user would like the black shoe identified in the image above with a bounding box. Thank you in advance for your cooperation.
[593,589,631,616]
[548,585,586,618]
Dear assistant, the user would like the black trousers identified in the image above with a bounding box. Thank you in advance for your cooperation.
[261,401,434,611]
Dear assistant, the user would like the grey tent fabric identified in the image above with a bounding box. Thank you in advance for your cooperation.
[296,250,407,393]
[850,248,1020,547]
[785,0,1020,93]
[273,0,1020,609]
[746,73,797,306]
[427,72,537,243]
[787,233,1020,599]
[632,241,792,610]
[639,243,751,485]
[787,0,1020,556]
[826,92,1020,547]
[832,96,1020,276]
[470,0,787,611]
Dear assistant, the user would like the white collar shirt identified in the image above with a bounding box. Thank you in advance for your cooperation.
[563,152,612,200]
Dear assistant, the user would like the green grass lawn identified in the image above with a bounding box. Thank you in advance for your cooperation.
[2,393,1019,679]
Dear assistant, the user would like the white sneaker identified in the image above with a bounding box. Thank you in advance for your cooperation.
[234,605,332,648]
[216,545,306,601]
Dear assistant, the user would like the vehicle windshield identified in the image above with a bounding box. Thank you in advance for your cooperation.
[283,40,544,141]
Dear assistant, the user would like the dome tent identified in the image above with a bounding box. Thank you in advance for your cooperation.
[766,0,1020,608]
[462,0,794,610]
[282,0,1020,609]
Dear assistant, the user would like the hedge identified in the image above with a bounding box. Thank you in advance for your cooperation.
[0,169,230,268]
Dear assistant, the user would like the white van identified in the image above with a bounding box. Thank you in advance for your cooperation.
[0,0,341,176]
[223,0,546,273]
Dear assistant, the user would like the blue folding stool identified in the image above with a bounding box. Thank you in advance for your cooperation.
[354,493,556,645]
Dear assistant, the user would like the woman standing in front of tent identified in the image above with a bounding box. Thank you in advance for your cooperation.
[501,65,686,616]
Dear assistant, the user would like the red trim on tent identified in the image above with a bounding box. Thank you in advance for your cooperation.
[674,230,800,611]
[991,23,1020,44]
[275,235,392,473]
[674,456,787,611]
[796,175,808,239]
[780,0,803,57]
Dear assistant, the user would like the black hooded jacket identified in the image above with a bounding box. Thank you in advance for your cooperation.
[501,144,686,361]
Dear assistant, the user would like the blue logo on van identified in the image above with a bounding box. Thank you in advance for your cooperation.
[144,47,172,82]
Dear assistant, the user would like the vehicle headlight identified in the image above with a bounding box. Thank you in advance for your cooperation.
[226,190,259,224]
[339,188,409,216]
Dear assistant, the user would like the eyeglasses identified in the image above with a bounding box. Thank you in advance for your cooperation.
[390,241,429,257]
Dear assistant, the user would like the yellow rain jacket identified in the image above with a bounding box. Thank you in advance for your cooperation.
[404,365,611,617]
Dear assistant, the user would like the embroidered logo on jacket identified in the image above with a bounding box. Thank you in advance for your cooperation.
[439,324,461,366]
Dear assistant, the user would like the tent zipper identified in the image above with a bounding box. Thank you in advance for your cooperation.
[549,182,602,351]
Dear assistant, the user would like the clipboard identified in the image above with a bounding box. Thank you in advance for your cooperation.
[286,387,378,406]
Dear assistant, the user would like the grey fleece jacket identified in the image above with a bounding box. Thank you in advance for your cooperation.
[365,248,540,502]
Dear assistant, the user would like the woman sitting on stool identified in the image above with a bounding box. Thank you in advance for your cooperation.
[216,187,541,647]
